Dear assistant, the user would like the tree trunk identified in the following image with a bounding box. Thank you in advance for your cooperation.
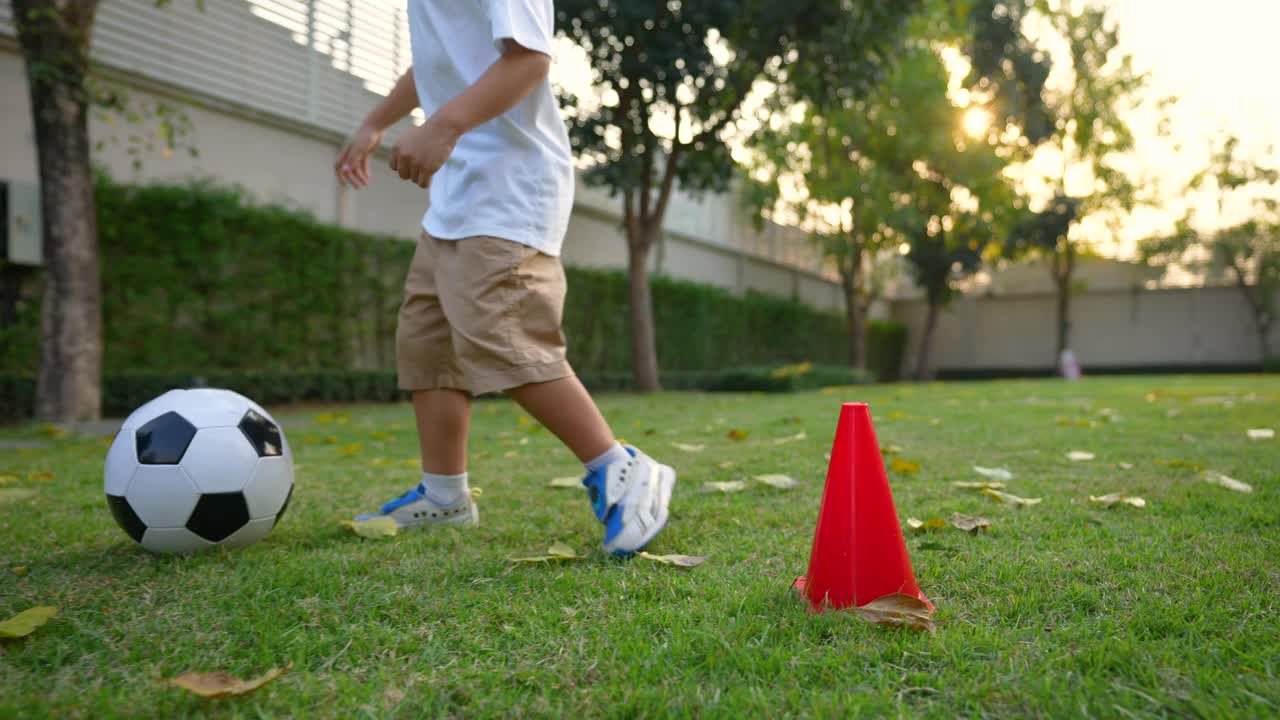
[1052,243,1076,368]
[914,301,940,381]
[16,0,104,422]
[626,231,661,392]
[839,262,866,371]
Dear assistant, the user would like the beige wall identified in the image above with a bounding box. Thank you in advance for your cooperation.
[892,286,1275,375]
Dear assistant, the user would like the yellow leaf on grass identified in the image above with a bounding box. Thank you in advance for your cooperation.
[339,516,399,538]
[716,461,736,470]
[323,436,339,445]
[1089,493,1147,508]
[880,445,903,456]
[950,513,992,533]
[886,411,906,421]
[1118,462,1135,470]
[889,458,920,474]
[547,476,579,488]
[0,606,57,639]
[1203,471,1252,493]
[726,429,750,441]
[1247,428,1275,440]
[368,457,388,466]
[1056,417,1096,428]
[165,663,292,698]
[0,488,36,504]
[773,432,807,445]
[314,412,348,424]
[754,474,799,489]
[337,443,362,456]
[982,488,1042,506]
[854,593,936,632]
[1156,458,1204,471]
[28,471,55,481]
[672,442,705,453]
[1066,451,1095,462]
[702,480,745,493]
[302,434,321,444]
[637,552,707,568]
[12,566,28,576]
[401,459,421,468]
[508,543,582,563]
[972,466,1014,482]
[517,415,532,427]
[952,481,1005,490]
[0,472,19,485]
[368,431,394,442]
[906,517,947,531]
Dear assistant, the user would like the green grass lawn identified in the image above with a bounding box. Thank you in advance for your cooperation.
[2,376,1278,718]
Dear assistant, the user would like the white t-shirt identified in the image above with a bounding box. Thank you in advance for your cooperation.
[407,0,574,256]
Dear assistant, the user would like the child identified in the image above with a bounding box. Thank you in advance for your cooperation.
[334,0,675,555]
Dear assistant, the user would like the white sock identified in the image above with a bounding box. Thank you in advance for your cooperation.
[419,472,469,506]
[584,443,630,472]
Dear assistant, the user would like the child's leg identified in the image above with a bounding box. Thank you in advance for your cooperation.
[506,376,615,463]
[412,388,471,474]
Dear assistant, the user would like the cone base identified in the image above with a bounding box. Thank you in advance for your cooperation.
[792,576,934,613]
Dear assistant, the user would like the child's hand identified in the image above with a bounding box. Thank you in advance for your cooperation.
[335,123,384,189]
[390,115,460,189]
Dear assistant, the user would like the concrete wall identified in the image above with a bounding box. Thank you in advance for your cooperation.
[892,286,1276,375]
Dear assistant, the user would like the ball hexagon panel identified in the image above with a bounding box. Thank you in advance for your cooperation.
[106,494,146,543]
[125,465,202,528]
[136,412,197,465]
[239,409,283,457]
[181,426,260,494]
[221,517,275,549]
[244,456,294,519]
[186,492,250,542]
[170,388,252,429]
[119,390,186,432]
[141,527,215,554]
[104,429,138,496]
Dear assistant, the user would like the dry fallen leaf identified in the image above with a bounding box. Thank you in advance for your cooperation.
[1067,451,1095,462]
[637,552,707,568]
[982,488,1042,506]
[906,517,947,532]
[972,466,1014,482]
[726,429,750,441]
[702,480,746,493]
[716,461,736,470]
[336,443,362,456]
[952,481,1006,490]
[12,566,28,577]
[671,442,705,453]
[880,445,904,456]
[1089,493,1147,508]
[339,516,399,538]
[889,458,920,474]
[754,474,799,489]
[508,543,582,563]
[854,593,936,632]
[547,476,580,489]
[0,488,36,504]
[0,472,19,484]
[1247,428,1275,440]
[0,606,57,639]
[1156,458,1204,471]
[28,471,55,481]
[773,431,807,445]
[950,513,992,533]
[1118,462,1134,470]
[165,664,292,698]
[1202,471,1252,493]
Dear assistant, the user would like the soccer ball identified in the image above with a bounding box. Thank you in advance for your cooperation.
[103,388,294,554]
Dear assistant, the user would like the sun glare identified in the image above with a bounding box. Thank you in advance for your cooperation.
[963,107,992,138]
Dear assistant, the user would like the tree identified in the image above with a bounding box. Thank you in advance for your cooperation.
[1142,133,1280,367]
[13,0,194,422]
[1005,0,1159,368]
[555,1,919,390]
[742,0,1049,373]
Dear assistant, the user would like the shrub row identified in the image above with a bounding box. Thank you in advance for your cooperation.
[0,178,906,418]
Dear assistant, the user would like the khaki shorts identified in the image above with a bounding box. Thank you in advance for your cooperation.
[396,233,573,396]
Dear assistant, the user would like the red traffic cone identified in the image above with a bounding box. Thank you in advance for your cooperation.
[794,402,932,612]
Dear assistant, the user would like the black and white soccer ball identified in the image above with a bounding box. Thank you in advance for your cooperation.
[103,389,294,554]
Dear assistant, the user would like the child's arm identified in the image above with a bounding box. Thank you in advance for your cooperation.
[390,42,552,188]
[335,68,420,188]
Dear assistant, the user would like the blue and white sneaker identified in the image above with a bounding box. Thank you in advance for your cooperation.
[355,484,478,529]
[582,446,676,556]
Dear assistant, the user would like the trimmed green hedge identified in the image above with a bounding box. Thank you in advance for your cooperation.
[0,178,907,418]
